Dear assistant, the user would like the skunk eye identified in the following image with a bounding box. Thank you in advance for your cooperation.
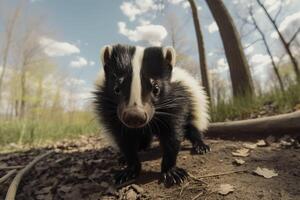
[114,85,120,95]
[152,83,160,96]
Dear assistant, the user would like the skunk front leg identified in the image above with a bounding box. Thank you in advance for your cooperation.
[160,133,188,187]
[115,137,141,184]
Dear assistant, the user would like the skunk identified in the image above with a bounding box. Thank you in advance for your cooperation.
[94,44,210,186]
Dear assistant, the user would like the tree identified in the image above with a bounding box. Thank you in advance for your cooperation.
[163,11,192,65]
[187,0,211,100]
[205,0,254,97]
[248,6,284,91]
[0,5,21,103]
[256,0,300,83]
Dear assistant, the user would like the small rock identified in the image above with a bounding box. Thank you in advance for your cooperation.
[100,181,109,188]
[243,143,257,149]
[253,167,278,179]
[218,184,234,195]
[256,140,267,147]
[233,158,245,165]
[232,148,250,157]
[131,184,144,194]
[126,189,138,200]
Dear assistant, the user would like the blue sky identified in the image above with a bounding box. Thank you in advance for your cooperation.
[1,0,299,107]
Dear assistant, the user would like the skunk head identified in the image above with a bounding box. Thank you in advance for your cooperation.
[100,44,176,129]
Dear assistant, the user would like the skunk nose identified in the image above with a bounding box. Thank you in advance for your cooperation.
[122,110,147,128]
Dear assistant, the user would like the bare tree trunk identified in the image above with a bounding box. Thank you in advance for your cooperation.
[256,0,300,83]
[205,0,254,97]
[249,8,284,91]
[20,68,26,118]
[0,6,20,103]
[187,0,211,100]
[207,111,300,140]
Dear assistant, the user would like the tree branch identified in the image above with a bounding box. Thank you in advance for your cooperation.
[5,151,54,200]
[288,27,300,46]
[0,170,16,184]
[273,0,283,22]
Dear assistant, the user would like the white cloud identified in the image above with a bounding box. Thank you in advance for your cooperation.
[120,0,159,21]
[40,37,80,57]
[211,58,228,74]
[89,61,95,66]
[118,21,167,46]
[70,57,88,68]
[207,22,219,33]
[208,52,214,57]
[244,44,254,54]
[65,78,86,86]
[250,54,271,64]
[182,2,190,9]
[217,58,228,68]
[168,0,184,5]
[139,19,151,25]
[278,12,300,32]
[271,32,278,39]
[271,12,300,39]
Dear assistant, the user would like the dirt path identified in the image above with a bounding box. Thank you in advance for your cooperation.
[0,136,299,200]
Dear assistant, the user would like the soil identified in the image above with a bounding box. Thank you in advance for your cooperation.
[0,135,299,200]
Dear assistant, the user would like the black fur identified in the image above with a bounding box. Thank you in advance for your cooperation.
[94,44,209,186]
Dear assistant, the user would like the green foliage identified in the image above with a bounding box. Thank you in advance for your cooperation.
[211,83,300,122]
[0,111,99,151]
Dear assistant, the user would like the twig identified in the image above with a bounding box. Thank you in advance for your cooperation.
[5,151,54,200]
[188,173,208,184]
[179,181,189,197]
[192,191,203,200]
[0,170,16,184]
[0,166,23,170]
[194,169,247,179]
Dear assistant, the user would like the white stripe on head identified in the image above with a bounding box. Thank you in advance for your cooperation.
[128,46,144,107]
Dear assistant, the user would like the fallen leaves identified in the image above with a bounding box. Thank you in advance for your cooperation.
[218,184,234,195]
[253,167,278,179]
[233,158,245,165]
[118,184,145,200]
[232,148,250,157]
[256,140,267,147]
[243,143,257,149]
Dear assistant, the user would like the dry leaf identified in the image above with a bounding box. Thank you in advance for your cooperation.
[256,140,267,147]
[232,148,250,157]
[233,158,245,165]
[218,184,234,195]
[243,143,257,149]
[254,167,278,178]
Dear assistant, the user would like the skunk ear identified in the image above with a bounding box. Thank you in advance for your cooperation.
[100,45,112,65]
[163,46,176,67]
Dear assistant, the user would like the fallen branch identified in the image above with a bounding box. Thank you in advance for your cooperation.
[5,151,54,200]
[207,111,300,140]
[192,191,203,200]
[192,169,247,179]
[0,170,16,184]
[0,166,23,170]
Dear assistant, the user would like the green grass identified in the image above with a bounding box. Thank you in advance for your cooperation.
[1,83,299,152]
[211,83,300,122]
[0,112,99,151]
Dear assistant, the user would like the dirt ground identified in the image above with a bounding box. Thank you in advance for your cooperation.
[0,135,299,200]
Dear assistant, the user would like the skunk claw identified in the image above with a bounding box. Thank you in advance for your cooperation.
[162,167,189,187]
[191,142,210,155]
